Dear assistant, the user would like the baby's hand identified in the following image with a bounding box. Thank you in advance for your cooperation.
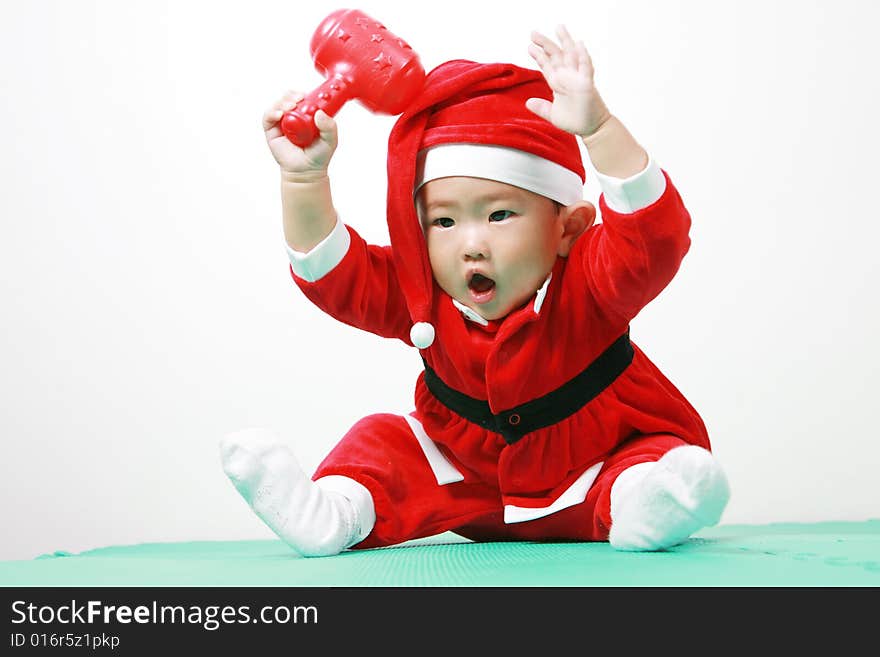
[526,26,611,138]
[263,91,337,180]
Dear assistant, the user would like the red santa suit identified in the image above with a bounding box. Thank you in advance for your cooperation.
[286,61,711,549]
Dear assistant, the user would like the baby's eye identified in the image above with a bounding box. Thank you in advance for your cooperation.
[432,217,455,228]
[489,210,514,222]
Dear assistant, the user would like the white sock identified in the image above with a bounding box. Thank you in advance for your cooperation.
[608,445,730,551]
[220,428,375,557]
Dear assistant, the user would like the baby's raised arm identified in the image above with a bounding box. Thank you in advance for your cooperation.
[527,26,648,178]
[263,92,339,252]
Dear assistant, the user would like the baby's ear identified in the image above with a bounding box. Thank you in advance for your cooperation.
[557,201,596,257]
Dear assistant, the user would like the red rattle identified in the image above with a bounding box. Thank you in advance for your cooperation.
[281,9,426,147]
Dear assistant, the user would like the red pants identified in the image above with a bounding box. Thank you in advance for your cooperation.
[313,413,687,549]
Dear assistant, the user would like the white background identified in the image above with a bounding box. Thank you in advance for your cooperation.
[1,0,878,561]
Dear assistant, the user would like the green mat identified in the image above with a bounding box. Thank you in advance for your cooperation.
[3,521,879,586]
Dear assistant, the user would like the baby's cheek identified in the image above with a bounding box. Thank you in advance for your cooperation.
[427,251,457,294]
[425,240,445,272]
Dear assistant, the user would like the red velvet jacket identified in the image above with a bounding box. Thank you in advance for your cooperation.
[291,171,710,511]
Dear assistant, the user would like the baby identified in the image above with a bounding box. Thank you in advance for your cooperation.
[221,26,730,555]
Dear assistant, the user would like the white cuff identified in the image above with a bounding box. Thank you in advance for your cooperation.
[286,217,350,283]
[314,475,376,546]
[594,157,666,214]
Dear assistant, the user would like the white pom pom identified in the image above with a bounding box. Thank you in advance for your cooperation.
[409,322,435,349]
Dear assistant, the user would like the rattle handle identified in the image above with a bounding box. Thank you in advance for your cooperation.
[280,74,353,147]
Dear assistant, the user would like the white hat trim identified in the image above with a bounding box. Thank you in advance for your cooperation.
[415,144,584,206]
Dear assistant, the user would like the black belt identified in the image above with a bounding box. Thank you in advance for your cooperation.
[423,331,634,445]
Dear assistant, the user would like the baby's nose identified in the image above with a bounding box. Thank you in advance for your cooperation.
[462,229,490,260]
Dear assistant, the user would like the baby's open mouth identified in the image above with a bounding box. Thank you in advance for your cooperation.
[468,272,496,294]
[467,272,496,305]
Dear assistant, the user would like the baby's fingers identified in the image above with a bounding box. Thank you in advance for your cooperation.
[528,43,551,71]
[262,107,285,131]
[575,40,594,75]
[555,25,576,51]
[263,90,305,131]
[556,25,579,70]
[530,30,562,65]
[313,110,338,149]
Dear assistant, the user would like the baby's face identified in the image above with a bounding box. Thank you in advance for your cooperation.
[417,176,567,321]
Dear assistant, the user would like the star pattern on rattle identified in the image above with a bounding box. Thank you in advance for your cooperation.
[373,52,393,70]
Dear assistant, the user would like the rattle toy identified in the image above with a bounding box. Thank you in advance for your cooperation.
[281,8,426,146]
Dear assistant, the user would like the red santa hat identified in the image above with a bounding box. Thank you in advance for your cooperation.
[386,60,586,349]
